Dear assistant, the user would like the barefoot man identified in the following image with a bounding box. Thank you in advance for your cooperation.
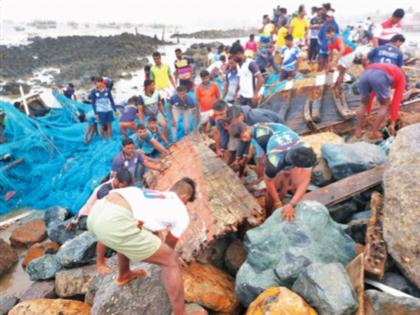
[87,178,197,315]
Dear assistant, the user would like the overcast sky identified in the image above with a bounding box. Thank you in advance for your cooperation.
[1,0,419,28]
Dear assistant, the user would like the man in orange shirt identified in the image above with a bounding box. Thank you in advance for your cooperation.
[195,70,220,133]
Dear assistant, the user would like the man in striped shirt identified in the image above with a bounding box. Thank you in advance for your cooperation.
[373,9,405,47]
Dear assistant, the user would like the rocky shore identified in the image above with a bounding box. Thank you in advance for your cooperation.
[0,33,168,95]
[1,126,420,314]
[171,28,258,39]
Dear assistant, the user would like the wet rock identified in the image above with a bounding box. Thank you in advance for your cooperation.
[9,299,91,315]
[292,263,358,315]
[224,239,247,276]
[9,219,47,248]
[91,262,172,315]
[0,296,19,315]
[311,158,333,187]
[22,242,60,268]
[236,201,356,306]
[183,261,240,313]
[20,281,56,301]
[0,239,18,276]
[381,272,420,298]
[383,124,420,288]
[246,287,318,315]
[328,200,358,223]
[44,206,71,227]
[47,218,84,245]
[26,254,63,281]
[56,231,97,267]
[344,217,369,244]
[55,264,97,298]
[0,82,30,96]
[364,289,420,315]
[321,142,386,180]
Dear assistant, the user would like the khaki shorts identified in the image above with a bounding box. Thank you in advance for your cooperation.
[87,199,161,262]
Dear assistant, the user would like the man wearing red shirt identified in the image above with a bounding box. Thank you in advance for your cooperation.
[245,34,258,57]
[373,9,405,47]
[355,63,406,139]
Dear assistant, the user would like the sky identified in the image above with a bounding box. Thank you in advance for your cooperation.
[0,0,419,29]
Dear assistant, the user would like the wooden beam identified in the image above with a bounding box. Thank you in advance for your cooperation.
[311,86,325,123]
[278,88,294,122]
[302,166,384,207]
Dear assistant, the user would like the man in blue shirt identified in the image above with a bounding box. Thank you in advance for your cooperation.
[318,10,339,71]
[279,34,302,80]
[169,86,196,142]
[222,56,239,104]
[366,34,405,68]
[91,77,117,142]
[130,123,169,157]
[63,83,76,101]
[256,46,279,76]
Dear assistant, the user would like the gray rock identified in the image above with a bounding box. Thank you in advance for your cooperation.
[47,218,83,245]
[0,296,19,315]
[0,239,18,277]
[311,158,333,187]
[235,201,356,306]
[328,200,358,223]
[383,124,420,288]
[321,142,386,180]
[90,262,171,315]
[55,264,97,298]
[44,206,71,227]
[292,263,358,315]
[20,281,56,301]
[381,272,420,298]
[56,231,97,268]
[26,254,63,281]
[364,289,420,315]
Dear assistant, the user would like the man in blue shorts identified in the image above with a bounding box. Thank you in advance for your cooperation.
[264,130,316,221]
[91,77,117,142]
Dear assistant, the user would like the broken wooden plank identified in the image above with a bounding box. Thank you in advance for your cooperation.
[278,87,294,122]
[144,136,263,262]
[332,87,356,120]
[346,254,365,315]
[303,96,317,131]
[311,86,325,123]
[302,166,384,207]
[364,192,387,280]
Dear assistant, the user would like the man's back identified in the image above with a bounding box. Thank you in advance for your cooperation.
[368,43,403,67]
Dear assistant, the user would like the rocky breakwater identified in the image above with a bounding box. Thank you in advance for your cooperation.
[0,33,165,95]
[171,28,258,39]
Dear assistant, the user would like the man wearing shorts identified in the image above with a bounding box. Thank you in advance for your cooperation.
[91,77,117,141]
[87,178,197,315]
[355,63,406,139]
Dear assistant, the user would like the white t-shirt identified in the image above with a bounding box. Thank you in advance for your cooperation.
[113,187,190,238]
[207,60,225,74]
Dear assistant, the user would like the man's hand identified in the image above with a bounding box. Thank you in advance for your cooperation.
[388,122,396,136]
[252,94,260,106]
[216,149,224,158]
[281,203,296,223]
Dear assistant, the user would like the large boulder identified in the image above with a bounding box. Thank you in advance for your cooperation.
[26,254,63,281]
[9,299,91,315]
[383,124,420,288]
[292,263,358,315]
[364,289,420,315]
[56,231,97,267]
[302,132,344,159]
[47,218,84,245]
[22,242,60,268]
[90,262,172,315]
[55,264,97,298]
[44,206,71,228]
[20,281,56,301]
[0,239,18,276]
[9,219,47,248]
[246,287,318,315]
[236,201,356,306]
[321,142,386,180]
[182,261,240,313]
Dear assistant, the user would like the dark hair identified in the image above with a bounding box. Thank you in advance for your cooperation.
[128,96,138,104]
[176,85,187,93]
[326,26,336,34]
[90,76,96,82]
[171,177,197,202]
[322,3,332,10]
[95,77,103,83]
[212,100,228,111]
[144,64,151,72]
[250,34,255,39]
[393,9,405,19]
[175,48,182,53]
[68,83,74,88]
[280,8,287,14]
[220,55,226,62]
[200,70,210,78]
[285,34,294,41]
[226,106,243,123]
[391,34,405,43]
[137,123,146,130]
[230,44,244,55]
[263,14,269,19]
[230,122,248,138]
[152,51,161,57]
[144,79,154,89]
[122,138,134,147]
[298,4,305,14]
[148,116,158,123]
[116,167,133,185]
[287,147,317,168]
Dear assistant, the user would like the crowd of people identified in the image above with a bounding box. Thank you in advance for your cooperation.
[55,3,417,314]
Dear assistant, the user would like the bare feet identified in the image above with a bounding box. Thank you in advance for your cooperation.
[116,269,147,286]
[354,125,363,139]
[97,264,112,276]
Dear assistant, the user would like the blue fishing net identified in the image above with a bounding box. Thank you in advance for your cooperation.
[262,73,304,95]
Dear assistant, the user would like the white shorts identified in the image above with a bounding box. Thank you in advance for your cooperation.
[156,87,174,100]
[200,110,213,125]
[294,38,305,47]
[338,52,356,69]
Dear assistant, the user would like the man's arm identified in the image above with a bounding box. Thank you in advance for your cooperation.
[157,97,166,118]
[150,138,169,155]
[156,128,170,147]
[108,91,117,112]
[143,159,162,171]
[137,105,145,124]
[168,67,176,89]
[264,158,282,207]
[222,80,229,100]
[164,232,179,249]
[254,72,264,104]
[282,168,311,222]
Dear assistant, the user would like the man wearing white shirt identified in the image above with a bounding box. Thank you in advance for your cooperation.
[87,177,196,315]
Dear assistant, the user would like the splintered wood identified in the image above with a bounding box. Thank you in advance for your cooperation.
[363,192,387,279]
[346,254,365,315]
[144,136,263,262]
